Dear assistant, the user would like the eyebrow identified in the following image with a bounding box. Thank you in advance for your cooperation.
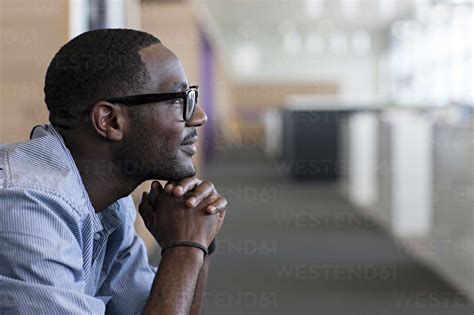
[171,82,189,92]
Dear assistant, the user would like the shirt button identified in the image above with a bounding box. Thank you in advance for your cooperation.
[93,232,101,240]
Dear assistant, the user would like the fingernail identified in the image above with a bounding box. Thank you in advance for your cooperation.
[187,197,196,206]
[175,186,183,194]
[165,184,172,192]
[208,205,216,213]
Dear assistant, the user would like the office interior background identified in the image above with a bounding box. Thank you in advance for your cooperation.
[0,0,473,314]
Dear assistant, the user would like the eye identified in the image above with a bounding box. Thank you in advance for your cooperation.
[169,98,183,105]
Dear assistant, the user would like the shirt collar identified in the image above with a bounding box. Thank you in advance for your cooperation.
[30,124,121,234]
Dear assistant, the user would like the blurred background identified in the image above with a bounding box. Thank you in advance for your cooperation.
[1,0,473,314]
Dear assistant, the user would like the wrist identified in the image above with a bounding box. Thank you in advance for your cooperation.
[161,246,204,267]
[161,240,209,257]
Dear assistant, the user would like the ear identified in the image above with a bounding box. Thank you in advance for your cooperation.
[89,101,126,141]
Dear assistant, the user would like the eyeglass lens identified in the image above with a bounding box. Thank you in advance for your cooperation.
[185,90,196,120]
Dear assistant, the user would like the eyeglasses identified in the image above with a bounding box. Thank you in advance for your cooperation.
[106,85,199,121]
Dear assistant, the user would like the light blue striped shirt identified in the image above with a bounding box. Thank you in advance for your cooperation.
[0,124,156,314]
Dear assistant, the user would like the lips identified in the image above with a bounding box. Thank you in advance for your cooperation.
[181,136,198,145]
[181,136,198,155]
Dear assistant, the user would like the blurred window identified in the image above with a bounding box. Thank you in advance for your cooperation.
[386,3,473,106]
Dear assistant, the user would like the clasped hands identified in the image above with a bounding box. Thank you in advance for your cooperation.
[138,177,227,251]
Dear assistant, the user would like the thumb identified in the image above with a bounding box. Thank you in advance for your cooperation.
[148,180,163,205]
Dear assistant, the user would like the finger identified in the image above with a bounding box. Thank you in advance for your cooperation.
[206,197,228,215]
[196,194,219,213]
[164,181,177,194]
[138,192,148,216]
[185,180,214,207]
[173,177,202,197]
[149,181,163,205]
[139,192,157,230]
[139,192,154,218]
[148,182,158,205]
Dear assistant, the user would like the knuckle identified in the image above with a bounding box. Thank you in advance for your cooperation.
[184,177,195,183]
[203,180,214,190]
[182,178,197,189]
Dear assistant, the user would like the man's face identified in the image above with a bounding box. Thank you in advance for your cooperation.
[118,43,207,182]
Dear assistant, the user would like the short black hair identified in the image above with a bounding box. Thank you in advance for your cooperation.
[44,28,161,127]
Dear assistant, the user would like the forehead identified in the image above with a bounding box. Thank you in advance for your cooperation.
[138,43,188,93]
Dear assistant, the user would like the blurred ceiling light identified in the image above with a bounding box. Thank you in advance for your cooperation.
[378,0,396,18]
[341,0,360,18]
[329,31,348,54]
[305,32,325,54]
[305,0,324,18]
[430,4,451,25]
[232,42,261,76]
[352,30,371,54]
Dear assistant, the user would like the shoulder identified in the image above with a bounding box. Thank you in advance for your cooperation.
[0,129,87,214]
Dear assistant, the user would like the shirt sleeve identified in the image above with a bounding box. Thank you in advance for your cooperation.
[97,196,157,315]
[0,187,106,315]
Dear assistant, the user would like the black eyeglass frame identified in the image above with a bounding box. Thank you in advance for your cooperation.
[106,85,199,121]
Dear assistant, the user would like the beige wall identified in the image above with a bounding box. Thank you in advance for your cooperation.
[232,82,338,109]
[1,0,69,143]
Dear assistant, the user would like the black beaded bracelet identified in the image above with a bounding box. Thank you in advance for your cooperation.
[161,241,209,257]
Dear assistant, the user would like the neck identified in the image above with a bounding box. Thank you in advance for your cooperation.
[74,157,138,212]
[57,127,139,212]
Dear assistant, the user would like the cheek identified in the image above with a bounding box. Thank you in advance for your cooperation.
[159,123,185,152]
[146,107,185,151]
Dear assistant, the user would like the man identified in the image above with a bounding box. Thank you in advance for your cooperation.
[0,29,227,314]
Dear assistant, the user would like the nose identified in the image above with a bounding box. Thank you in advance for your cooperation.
[185,105,207,127]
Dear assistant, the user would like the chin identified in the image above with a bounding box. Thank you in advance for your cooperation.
[160,162,196,181]
[180,162,197,178]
